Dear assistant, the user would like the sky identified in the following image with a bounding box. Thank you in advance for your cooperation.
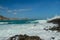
[0,0,60,19]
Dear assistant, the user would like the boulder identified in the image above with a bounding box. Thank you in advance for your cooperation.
[48,18,60,25]
[47,18,60,31]
[8,34,42,40]
[25,36,41,40]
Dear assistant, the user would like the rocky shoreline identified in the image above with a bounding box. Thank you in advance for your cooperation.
[47,18,60,32]
[8,34,42,40]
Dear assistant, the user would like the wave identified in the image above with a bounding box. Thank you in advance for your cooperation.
[0,20,38,24]
[0,22,8,24]
[0,15,60,25]
[0,20,47,25]
[0,22,58,40]
[0,16,60,40]
[47,15,60,21]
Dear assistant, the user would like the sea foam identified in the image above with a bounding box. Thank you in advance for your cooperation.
[0,16,60,40]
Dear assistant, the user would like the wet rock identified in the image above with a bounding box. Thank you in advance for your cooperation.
[8,35,19,40]
[8,34,42,40]
[25,36,41,40]
[48,18,60,24]
[44,28,49,31]
[47,18,60,31]
[51,37,55,40]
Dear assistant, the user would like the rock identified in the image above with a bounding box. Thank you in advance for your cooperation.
[8,34,42,40]
[51,37,55,39]
[8,35,19,40]
[44,28,49,31]
[47,18,60,31]
[47,18,60,24]
[25,36,41,40]
[0,15,9,20]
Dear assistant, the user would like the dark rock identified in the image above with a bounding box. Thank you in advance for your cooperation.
[47,18,60,31]
[44,28,48,31]
[47,18,60,25]
[51,37,55,39]
[8,34,42,40]
[51,37,55,40]
[25,36,41,40]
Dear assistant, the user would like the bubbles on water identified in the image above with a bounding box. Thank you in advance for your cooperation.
[0,20,59,40]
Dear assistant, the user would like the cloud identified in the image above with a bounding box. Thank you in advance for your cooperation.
[0,6,4,9]
[7,10,12,13]
[13,12,17,15]
[12,8,31,12]
[0,6,3,9]
[0,6,32,14]
[13,9,17,12]
[11,9,31,14]
[18,9,31,12]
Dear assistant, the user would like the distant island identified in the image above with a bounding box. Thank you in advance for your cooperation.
[0,15,30,20]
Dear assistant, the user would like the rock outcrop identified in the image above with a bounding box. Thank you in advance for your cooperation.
[0,15,30,20]
[48,18,60,24]
[47,18,60,31]
[0,15,9,20]
[8,34,42,40]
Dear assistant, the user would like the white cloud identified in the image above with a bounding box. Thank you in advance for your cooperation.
[0,6,32,14]
[13,12,17,15]
[0,6,4,9]
[18,9,25,11]
[13,9,17,12]
[18,9,31,12]
[11,9,31,14]
[0,6,3,9]
[7,10,12,13]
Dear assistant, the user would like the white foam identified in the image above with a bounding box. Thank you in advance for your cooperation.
[48,15,60,21]
[35,20,47,23]
[0,16,60,40]
[0,22,8,24]
[0,20,59,40]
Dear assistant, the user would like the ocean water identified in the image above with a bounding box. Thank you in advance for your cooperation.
[0,19,60,40]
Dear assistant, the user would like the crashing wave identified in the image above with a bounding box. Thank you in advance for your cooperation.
[0,20,37,24]
[47,15,60,32]
[0,22,8,24]
[47,15,60,21]
[35,20,47,23]
[0,16,60,40]
[47,15,60,24]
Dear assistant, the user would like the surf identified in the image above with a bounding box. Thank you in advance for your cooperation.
[0,16,60,40]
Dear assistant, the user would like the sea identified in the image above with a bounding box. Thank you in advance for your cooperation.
[0,18,60,40]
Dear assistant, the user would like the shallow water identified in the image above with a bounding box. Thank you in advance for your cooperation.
[0,20,60,40]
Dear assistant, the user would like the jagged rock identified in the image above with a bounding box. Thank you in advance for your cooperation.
[8,34,42,40]
[48,18,60,24]
[47,18,60,31]
[25,36,41,40]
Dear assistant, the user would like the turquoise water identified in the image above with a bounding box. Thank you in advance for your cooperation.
[0,19,60,40]
[0,16,60,40]
[0,20,38,24]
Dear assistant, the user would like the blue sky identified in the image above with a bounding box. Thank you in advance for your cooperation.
[0,0,60,19]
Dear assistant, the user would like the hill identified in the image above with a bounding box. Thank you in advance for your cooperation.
[0,15,9,20]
